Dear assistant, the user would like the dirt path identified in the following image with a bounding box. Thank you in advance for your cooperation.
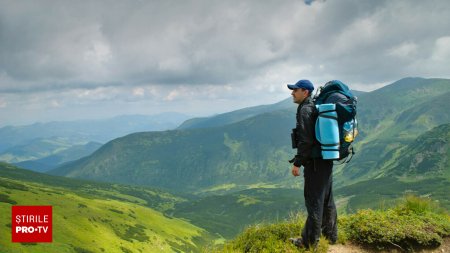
[327,238,450,253]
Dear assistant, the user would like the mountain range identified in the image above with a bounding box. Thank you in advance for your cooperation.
[51,110,296,191]
[51,77,450,191]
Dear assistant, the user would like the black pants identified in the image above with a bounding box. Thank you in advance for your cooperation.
[301,159,337,247]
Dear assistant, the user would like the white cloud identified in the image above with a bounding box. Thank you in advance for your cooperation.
[388,42,418,58]
[132,87,145,97]
[50,100,61,108]
[74,87,118,101]
[0,98,7,108]
[432,36,450,62]
[165,89,179,102]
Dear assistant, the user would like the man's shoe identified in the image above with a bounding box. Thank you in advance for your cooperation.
[325,235,337,245]
[289,237,305,248]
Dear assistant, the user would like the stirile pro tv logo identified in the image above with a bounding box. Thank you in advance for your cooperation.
[12,206,53,243]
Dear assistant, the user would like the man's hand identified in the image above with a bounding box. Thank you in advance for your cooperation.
[291,165,301,177]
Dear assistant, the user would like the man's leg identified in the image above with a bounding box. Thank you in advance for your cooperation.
[322,183,338,243]
[301,160,332,247]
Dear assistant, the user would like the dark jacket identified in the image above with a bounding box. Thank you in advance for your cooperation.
[293,96,321,167]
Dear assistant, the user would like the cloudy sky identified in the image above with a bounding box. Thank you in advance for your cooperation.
[1,0,450,126]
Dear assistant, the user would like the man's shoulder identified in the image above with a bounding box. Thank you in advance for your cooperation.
[299,100,317,114]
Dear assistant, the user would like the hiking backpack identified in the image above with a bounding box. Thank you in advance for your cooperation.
[313,80,358,163]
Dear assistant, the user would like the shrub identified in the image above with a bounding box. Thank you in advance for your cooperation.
[396,194,443,215]
[341,196,450,251]
[73,247,94,253]
[114,223,149,243]
[0,178,29,191]
[78,203,88,208]
[0,193,17,205]
[109,208,124,214]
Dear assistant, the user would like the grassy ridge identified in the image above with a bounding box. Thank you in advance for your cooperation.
[215,196,450,253]
[0,163,217,253]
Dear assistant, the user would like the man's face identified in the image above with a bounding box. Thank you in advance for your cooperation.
[291,88,309,104]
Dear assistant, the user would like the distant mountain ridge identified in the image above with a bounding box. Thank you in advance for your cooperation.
[177,89,365,130]
[0,113,190,153]
[0,113,190,172]
[14,141,102,172]
[177,98,293,129]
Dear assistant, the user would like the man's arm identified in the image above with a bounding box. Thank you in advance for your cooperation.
[294,105,316,167]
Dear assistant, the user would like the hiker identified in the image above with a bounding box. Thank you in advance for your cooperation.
[287,79,338,249]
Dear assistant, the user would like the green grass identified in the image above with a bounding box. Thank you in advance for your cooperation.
[213,213,330,253]
[0,163,217,253]
[211,212,329,253]
[214,196,450,253]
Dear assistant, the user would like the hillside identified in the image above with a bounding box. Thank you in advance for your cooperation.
[380,123,449,177]
[0,162,216,253]
[334,78,450,185]
[51,110,296,191]
[172,188,305,239]
[333,123,450,211]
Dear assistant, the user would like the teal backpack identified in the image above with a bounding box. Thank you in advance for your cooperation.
[313,80,358,163]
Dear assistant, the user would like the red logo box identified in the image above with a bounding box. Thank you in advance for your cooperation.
[12,206,52,243]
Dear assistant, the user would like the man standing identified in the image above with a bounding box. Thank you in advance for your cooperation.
[287,79,338,249]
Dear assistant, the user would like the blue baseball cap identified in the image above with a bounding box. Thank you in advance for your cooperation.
[287,79,314,91]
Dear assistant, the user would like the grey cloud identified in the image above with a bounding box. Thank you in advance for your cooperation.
[1,0,450,94]
[0,1,310,91]
[282,0,450,85]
